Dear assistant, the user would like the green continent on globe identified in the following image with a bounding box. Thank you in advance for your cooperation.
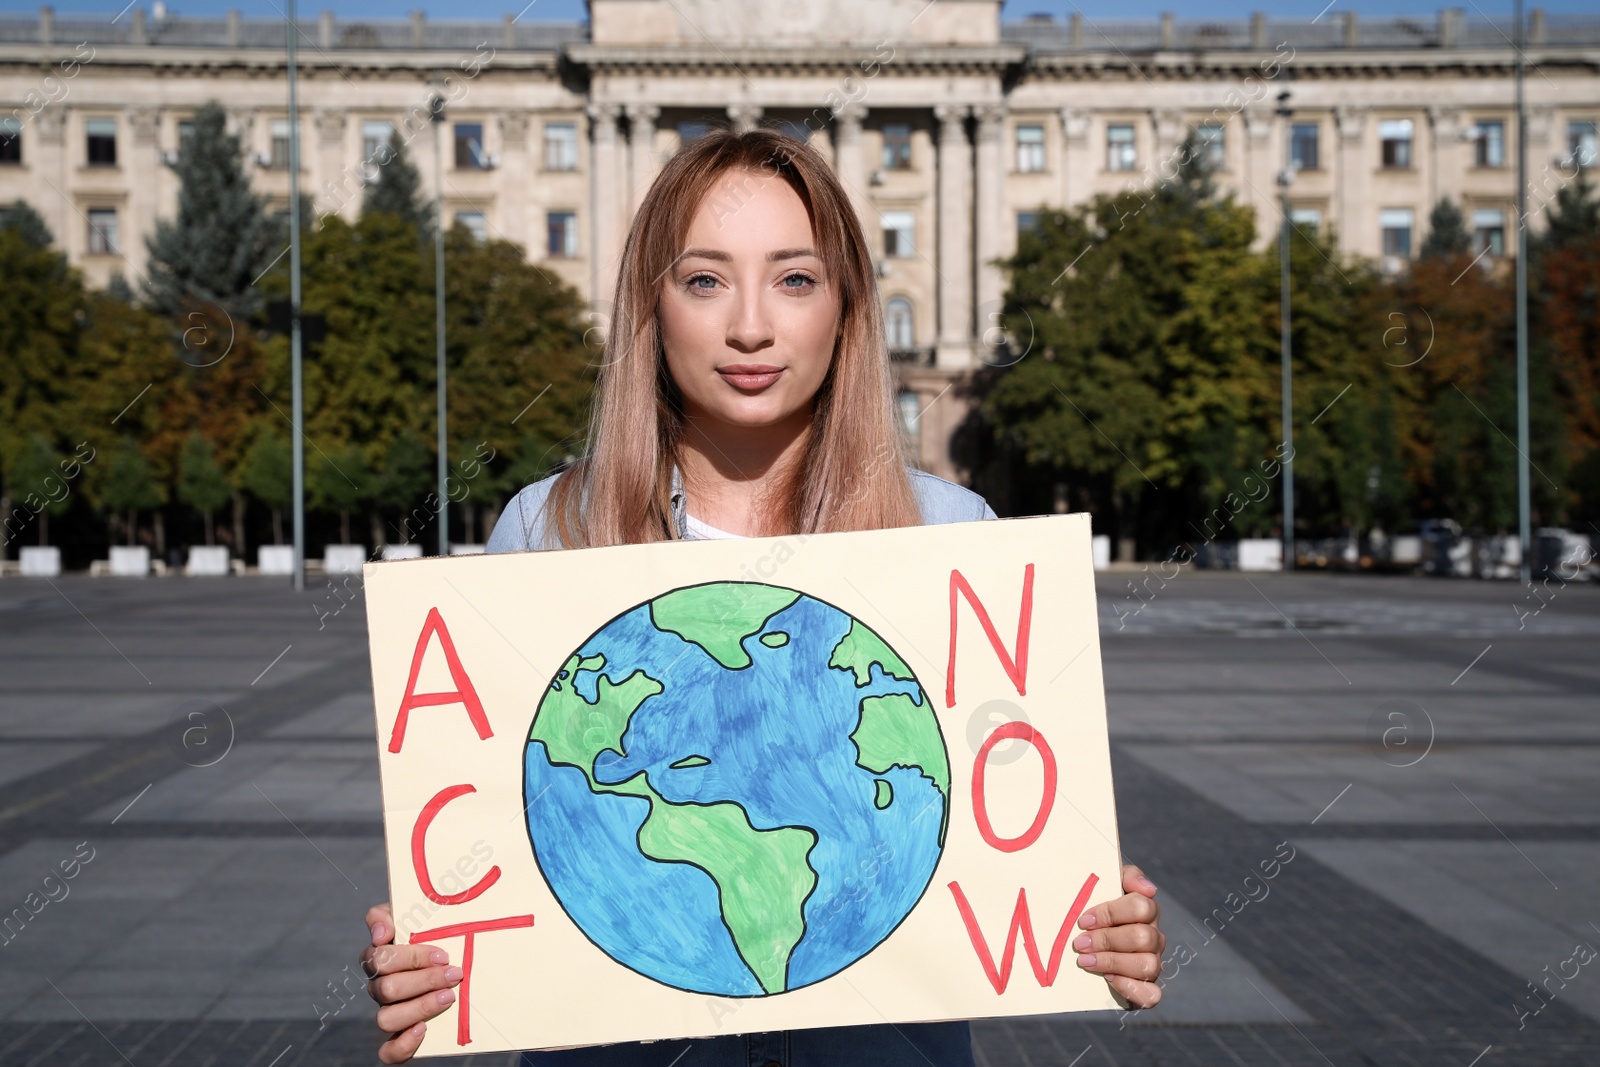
[874,779,894,809]
[650,584,802,670]
[828,620,918,687]
[850,693,951,843]
[530,648,819,994]
[759,631,790,648]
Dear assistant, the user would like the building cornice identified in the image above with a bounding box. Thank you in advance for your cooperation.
[0,44,561,74]
[563,42,1027,76]
[1027,47,1600,80]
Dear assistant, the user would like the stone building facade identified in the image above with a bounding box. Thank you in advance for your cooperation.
[1,0,1596,480]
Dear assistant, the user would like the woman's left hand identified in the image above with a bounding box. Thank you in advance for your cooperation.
[1073,863,1166,1008]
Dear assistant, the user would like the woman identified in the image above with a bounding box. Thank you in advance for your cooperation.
[361,128,1164,1065]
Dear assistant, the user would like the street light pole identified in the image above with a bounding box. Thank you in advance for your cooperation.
[1277,89,1295,573]
[1514,0,1532,584]
[431,86,449,559]
[287,0,305,591]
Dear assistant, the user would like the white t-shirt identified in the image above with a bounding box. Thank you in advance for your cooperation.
[682,513,743,540]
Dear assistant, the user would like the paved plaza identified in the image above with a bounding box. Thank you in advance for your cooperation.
[0,569,1596,1066]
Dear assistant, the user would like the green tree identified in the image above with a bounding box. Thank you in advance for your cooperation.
[100,437,164,546]
[1420,198,1472,260]
[178,431,232,546]
[309,445,371,546]
[376,431,434,544]
[3,436,69,546]
[0,199,52,249]
[363,129,433,232]
[241,429,293,544]
[144,102,276,318]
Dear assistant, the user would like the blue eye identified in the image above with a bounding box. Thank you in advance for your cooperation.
[782,272,816,289]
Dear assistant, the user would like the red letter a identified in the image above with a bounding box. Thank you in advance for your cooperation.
[388,607,492,754]
[948,873,1099,994]
[946,564,1035,708]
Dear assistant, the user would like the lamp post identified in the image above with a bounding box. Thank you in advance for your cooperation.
[430,84,449,559]
[1514,0,1531,584]
[286,0,305,591]
[1277,89,1295,573]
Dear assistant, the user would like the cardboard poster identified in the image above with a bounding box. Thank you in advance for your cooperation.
[363,512,1124,1057]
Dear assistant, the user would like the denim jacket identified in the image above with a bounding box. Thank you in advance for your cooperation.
[486,467,993,1067]
[486,466,996,553]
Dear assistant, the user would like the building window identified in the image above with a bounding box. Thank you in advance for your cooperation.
[885,297,915,349]
[1107,124,1136,171]
[881,210,915,258]
[1290,123,1319,171]
[269,119,296,168]
[1472,208,1505,257]
[362,120,394,165]
[455,211,488,242]
[1290,207,1322,233]
[897,389,922,439]
[1379,119,1413,169]
[1380,208,1414,265]
[86,117,117,166]
[1015,124,1045,172]
[454,123,486,169]
[546,211,578,258]
[0,117,20,164]
[177,119,195,147]
[881,123,912,170]
[677,121,710,146]
[1017,211,1040,239]
[87,208,119,254]
[1195,122,1225,168]
[1569,120,1598,168]
[1472,120,1505,168]
[544,123,578,170]
[774,119,812,144]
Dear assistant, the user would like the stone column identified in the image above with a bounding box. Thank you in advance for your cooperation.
[1151,106,1186,170]
[1243,107,1278,234]
[830,102,868,232]
[626,103,659,215]
[499,110,530,252]
[1429,106,1467,213]
[934,103,972,370]
[1335,106,1369,257]
[36,108,68,260]
[1059,106,1091,208]
[127,106,160,282]
[313,109,345,221]
[973,103,1006,339]
[726,104,763,134]
[587,102,622,307]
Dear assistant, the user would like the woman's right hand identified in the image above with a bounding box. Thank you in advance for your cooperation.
[361,903,464,1064]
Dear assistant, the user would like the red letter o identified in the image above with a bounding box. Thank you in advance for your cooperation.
[971,722,1057,853]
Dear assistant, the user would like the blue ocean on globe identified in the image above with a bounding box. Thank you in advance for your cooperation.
[523,582,950,997]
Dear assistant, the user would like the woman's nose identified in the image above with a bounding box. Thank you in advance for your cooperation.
[724,289,775,353]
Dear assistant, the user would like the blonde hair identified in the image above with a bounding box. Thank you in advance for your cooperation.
[547,128,921,548]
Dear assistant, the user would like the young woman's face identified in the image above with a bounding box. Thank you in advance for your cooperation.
[658,169,841,434]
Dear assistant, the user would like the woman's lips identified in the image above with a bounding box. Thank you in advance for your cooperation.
[717,365,784,391]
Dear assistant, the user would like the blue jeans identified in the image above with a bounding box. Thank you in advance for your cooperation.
[520,1021,975,1066]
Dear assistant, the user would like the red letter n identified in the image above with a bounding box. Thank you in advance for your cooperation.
[388,607,492,754]
[948,873,1099,994]
[946,564,1035,708]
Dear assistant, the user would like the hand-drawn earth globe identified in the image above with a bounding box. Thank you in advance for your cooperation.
[523,581,950,997]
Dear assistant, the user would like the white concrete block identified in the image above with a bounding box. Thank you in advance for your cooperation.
[382,543,423,560]
[257,545,296,575]
[185,546,230,576]
[19,546,61,577]
[1091,534,1110,571]
[1238,539,1282,572]
[449,543,486,555]
[323,544,367,574]
[109,546,150,577]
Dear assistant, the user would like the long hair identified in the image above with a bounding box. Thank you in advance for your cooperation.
[546,127,921,547]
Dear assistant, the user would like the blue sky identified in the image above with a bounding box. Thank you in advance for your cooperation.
[20,0,1596,23]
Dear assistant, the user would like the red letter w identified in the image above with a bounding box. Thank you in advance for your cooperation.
[947,873,1099,994]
